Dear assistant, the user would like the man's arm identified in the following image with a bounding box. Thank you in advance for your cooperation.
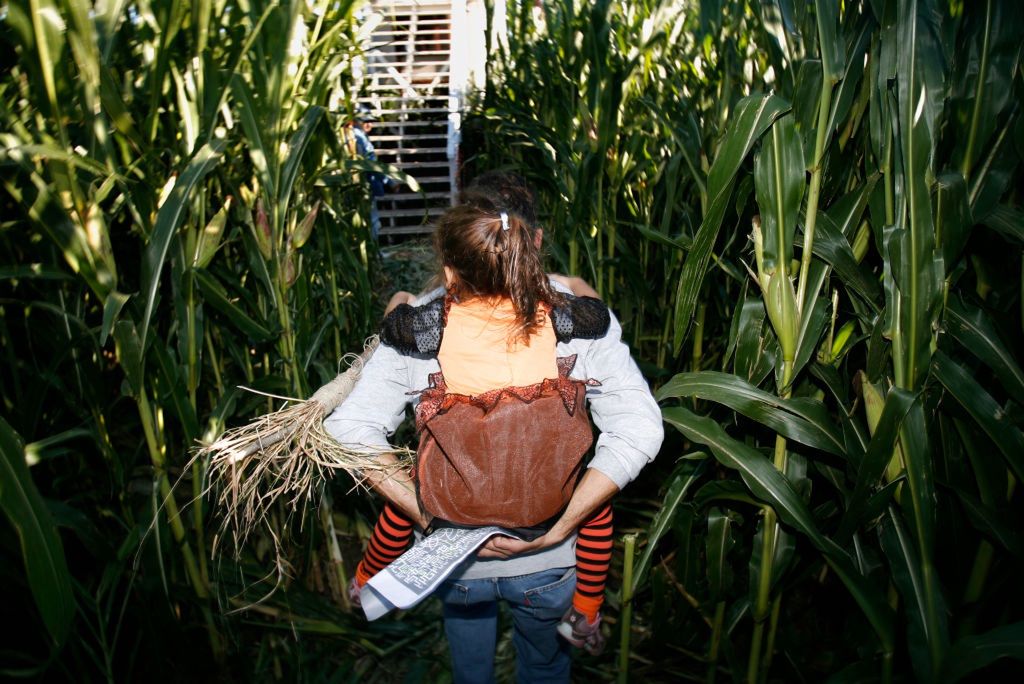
[323,343,431,526]
[549,273,600,299]
[361,455,432,529]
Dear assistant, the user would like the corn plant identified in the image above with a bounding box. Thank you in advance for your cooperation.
[476,0,1024,680]
[0,0,412,677]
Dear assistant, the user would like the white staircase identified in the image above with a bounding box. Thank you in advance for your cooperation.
[361,0,468,236]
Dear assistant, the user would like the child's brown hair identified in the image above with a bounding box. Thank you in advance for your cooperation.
[434,204,563,343]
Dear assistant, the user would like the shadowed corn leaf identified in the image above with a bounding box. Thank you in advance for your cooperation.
[945,296,1024,406]
[939,621,1024,683]
[633,456,706,592]
[0,417,74,646]
[933,350,1024,482]
[706,507,736,600]
[663,406,895,649]
[193,269,275,342]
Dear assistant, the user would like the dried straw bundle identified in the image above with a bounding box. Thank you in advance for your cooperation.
[194,336,412,561]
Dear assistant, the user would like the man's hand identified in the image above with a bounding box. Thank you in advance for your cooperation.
[384,290,415,315]
[549,274,600,299]
[476,469,619,560]
[361,453,433,531]
[476,530,567,559]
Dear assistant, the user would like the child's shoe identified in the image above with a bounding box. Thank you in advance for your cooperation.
[556,606,606,655]
[348,576,363,610]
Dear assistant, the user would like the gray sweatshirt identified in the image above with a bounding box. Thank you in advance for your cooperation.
[324,283,663,580]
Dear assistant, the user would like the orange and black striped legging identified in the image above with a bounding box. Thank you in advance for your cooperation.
[354,503,614,622]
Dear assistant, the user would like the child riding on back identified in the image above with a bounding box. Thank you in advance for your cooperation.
[327,190,663,677]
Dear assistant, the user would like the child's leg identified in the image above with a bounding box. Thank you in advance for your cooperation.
[573,503,614,622]
[355,502,414,586]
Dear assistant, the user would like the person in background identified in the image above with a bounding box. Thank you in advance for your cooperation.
[342,104,393,240]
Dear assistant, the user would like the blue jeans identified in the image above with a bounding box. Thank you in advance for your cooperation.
[436,567,576,684]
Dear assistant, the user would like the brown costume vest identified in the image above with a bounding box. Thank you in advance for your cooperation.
[414,355,594,528]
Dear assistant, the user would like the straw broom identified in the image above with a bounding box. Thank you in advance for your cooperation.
[194,335,412,565]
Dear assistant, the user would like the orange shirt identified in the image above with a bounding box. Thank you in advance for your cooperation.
[437,298,558,395]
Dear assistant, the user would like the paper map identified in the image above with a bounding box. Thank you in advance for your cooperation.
[360,525,524,621]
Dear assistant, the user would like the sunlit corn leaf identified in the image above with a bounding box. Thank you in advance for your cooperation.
[754,113,804,276]
[141,140,225,352]
[673,94,790,352]
[657,371,845,455]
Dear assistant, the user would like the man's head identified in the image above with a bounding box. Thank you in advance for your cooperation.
[355,104,378,133]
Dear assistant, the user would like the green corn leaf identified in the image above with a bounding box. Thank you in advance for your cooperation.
[939,621,1024,683]
[0,176,116,301]
[657,371,844,455]
[662,407,819,534]
[0,417,74,646]
[632,456,706,592]
[754,113,805,275]
[952,0,1023,185]
[839,384,916,538]
[879,506,949,682]
[790,286,830,382]
[748,518,794,611]
[112,319,144,397]
[662,406,894,649]
[278,106,325,218]
[141,140,225,354]
[673,94,789,352]
[706,507,735,600]
[825,17,872,139]
[933,351,1024,483]
[193,269,275,342]
[934,172,972,269]
[980,203,1024,244]
[892,0,945,390]
[733,299,777,385]
[946,296,1024,406]
[150,340,200,443]
[954,489,1024,558]
[692,480,762,510]
[100,290,130,347]
[230,76,273,198]
[812,212,882,306]
[814,0,844,82]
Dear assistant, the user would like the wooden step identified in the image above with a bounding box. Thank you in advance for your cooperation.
[372,134,449,143]
[379,207,449,218]
[380,191,452,201]
[374,147,450,156]
[367,60,452,68]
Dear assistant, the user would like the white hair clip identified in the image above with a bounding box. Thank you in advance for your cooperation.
[500,211,510,231]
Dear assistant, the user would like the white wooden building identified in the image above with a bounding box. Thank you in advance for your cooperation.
[358,0,502,235]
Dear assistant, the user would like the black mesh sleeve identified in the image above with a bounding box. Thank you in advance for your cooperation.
[552,295,611,343]
[379,298,445,358]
